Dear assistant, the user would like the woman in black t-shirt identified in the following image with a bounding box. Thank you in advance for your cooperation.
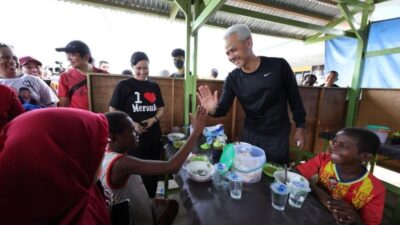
[109,51,165,198]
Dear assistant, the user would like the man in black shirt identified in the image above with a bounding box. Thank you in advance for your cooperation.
[197,24,306,164]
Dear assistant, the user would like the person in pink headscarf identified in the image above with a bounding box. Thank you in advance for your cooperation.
[0,108,110,225]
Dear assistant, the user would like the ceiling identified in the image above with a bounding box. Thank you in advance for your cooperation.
[67,0,374,41]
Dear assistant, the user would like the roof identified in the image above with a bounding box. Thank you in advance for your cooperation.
[67,0,389,41]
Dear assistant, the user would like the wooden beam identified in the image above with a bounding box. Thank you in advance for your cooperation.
[365,47,400,58]
[191,0,227,34]
[338,3,363,40]
[174,0,189,15]
[220,5,351,36]
[338,0,375,11]
[170,2,180,19]
[304,10,360,42]
[304,34,340,44]
[238,0,333,23]
[345,8,370,126]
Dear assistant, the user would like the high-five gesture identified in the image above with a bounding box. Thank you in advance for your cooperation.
[196,85,219,115]
[190,106,207,133]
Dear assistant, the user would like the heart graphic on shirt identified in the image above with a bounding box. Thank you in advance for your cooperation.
[143,92,156,103]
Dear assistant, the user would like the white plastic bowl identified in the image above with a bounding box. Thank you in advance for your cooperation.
[186,161,215,182]
[273,170,309,187]
[232,142,266,183]
[167,132,185,143]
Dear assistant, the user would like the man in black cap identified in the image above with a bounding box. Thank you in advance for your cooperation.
[170,48,185,78]
[55,40,107,110]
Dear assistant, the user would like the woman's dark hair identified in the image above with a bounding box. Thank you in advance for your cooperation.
[338,127,380,154]
[130,51,149,66]
[104,111,131,135]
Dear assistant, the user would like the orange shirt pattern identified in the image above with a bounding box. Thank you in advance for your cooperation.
[296,153,385,225]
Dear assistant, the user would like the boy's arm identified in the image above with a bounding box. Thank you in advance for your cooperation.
[111,106,207,185]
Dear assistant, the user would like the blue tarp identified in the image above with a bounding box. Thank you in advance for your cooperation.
[325,36,357,87]
[325,18,400,88]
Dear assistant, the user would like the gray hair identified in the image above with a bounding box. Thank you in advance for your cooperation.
[224,24,252,41]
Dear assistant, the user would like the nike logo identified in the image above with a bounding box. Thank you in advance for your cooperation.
[264,72,271,77]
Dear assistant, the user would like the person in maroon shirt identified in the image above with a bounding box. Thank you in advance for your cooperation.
[0,84,24,131]
[56,40,107,110]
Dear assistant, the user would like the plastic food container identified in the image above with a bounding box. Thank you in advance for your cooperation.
[366,125,390,144]
[232,142,266,183]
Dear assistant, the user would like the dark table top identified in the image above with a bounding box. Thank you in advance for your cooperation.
[166,144,336,225]
[175,169,336,225]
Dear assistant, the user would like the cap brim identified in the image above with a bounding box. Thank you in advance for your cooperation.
[23,60,42,66]
[55,47,67,52]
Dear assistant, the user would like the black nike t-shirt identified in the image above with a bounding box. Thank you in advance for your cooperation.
[214,56,306,135]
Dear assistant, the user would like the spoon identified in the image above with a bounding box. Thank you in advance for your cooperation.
[284,164,288,184]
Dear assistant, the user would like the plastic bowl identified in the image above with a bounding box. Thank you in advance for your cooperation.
[167,132,185,143]
[186,161,215,182]
[273,170,309,187]
[232,142,266,183]
[263,163,284,177]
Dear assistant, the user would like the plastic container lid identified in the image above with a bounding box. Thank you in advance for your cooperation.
[233,142,266,172]
[215,163,228,172]
[366,125,390,132]
[228,172,242,182]
[270,182,289,194]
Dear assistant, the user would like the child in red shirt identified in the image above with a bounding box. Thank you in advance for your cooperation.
[297,128,385,225]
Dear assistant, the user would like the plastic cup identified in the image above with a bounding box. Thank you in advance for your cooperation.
[213,163,228,189]
[288,180,311,208]
[270,182,289,211]
[228,172,242,199]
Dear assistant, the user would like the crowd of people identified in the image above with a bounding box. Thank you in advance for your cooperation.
[0,23,384,225]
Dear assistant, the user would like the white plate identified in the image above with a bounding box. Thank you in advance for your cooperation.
[186,161,215,182]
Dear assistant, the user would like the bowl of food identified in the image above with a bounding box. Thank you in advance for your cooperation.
[186,160,215,182]
[263,163,284,177]
[173,139,186,148]
[167,132,185,144]
[231,142,266,183]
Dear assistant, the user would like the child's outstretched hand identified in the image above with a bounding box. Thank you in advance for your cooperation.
[190,106,207,135]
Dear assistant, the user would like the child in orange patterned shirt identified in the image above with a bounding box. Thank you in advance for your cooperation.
[297,128,385,225]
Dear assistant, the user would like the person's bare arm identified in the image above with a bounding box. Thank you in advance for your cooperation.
[110,106,207,186]
[58,97,70,107]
